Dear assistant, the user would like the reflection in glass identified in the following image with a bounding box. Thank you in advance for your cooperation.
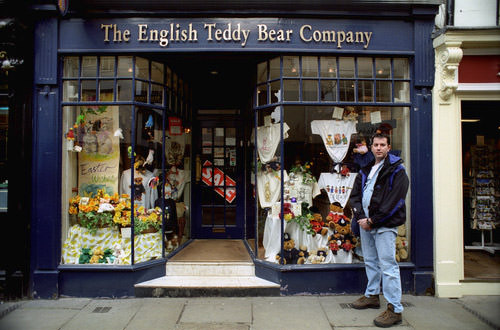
[339,57,355,78]
[117,80,132,101]
[270,57,281,80]
[320,57,337,78]
[394,81,410,103]
[376,81,392,102]
[283,79,299,101]
[151,61,164,83]
[81,56,97,77]
[99,80,114,101]
[283,56,299,77]
[135,57,149,80]
[339,80,355,101]
[358,81,373,102]
[81,80,96,101]
[302,80,318,101]
[257,61,268,84]
[393,58,409,79]
[376,58,391,78]
[302,56,318,77]
[320,80,337,101]
[357,58,373,78]
[63,80,79,101]
[117,56,133,77]
[100,56,115,77]
[257,84,267,106]
[63,57,79,78]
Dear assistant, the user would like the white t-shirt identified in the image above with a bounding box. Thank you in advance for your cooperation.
[257,170,288,208]
[284,172,321,206]
[119,169,158,209]
[163,167,189,201]
[318,172,358,208]
[311,120,357,163]
[251,122,290,163]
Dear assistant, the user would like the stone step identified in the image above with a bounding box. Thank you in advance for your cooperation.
[166,261,255,277]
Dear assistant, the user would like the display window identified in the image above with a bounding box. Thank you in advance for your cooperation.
[253,55,411,265]
[60,56,192,266]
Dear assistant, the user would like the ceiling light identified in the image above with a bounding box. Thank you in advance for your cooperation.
[461,119,480,122]
[210,70,218,75]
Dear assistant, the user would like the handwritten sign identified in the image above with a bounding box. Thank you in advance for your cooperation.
[201,160,236,203]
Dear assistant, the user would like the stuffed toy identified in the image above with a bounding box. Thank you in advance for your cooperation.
[276,233,300,264]
[354,138,368,155]
[332,217,358,252]
[309,206,329,236]
[340,164,350,177]
[307,248,328,264]
[326,203,350,230]
[327,235,342,255]
[396,236,409,262]
[131,177,145,201]
[297,245,309,265]
[279,202,295,222]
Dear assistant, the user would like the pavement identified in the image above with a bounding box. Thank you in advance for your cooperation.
[0,294,499,330]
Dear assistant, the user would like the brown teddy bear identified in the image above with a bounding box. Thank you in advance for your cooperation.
[332,217,358,252]
[307,248,328,264]
[276,233,300,264]
[309,206,328,236]
[297,245,309,264]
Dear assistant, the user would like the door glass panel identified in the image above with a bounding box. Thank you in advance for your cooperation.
[226,128,236,146]
[226,208,236,225]
[202,128,213,146]
[214,128,224,145]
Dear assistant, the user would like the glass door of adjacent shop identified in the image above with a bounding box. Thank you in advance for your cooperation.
[192,116,244,238]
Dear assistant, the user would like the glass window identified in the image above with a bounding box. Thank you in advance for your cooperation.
[253,55,412,267]
[61,55,192,266]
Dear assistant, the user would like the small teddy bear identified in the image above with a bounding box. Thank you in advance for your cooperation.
[307,248,328,264]
[309,206,329,236]
[276,233,300,264]
[297,245,309,264]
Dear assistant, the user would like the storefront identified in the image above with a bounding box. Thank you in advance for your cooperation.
[30,1,441,298]
[433,28,500,297]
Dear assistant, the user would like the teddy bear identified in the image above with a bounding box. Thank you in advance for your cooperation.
[309,206,329,236]
[297,245,309,264]
[353,138,368,155]
[327,235,342,255]
[332,217,358,252]
[396,236,409,262]
[131,177,145,201]
[326,203,350,230]
[307,248,328,264]
[276,233,300,264]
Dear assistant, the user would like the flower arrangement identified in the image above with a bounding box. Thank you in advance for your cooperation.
[68,189,126,234]
[133,206,163,235]
[289,161,316,184]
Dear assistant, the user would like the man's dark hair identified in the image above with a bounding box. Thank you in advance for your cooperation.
[371,133,390,146]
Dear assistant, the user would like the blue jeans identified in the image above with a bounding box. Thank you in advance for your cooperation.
[360,227,403,313]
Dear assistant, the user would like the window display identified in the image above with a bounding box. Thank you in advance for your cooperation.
[60,56,192,265]
[255,56,411,265]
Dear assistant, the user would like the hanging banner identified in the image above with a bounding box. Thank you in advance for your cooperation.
[78,105,120,196]
[168,116,182,136]
[201,160,236,203]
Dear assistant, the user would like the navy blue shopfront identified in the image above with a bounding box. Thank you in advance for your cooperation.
[31,2,439,298]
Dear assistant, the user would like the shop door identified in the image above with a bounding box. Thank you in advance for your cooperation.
[192,117,244,238]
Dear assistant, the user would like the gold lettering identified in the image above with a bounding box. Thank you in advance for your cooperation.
[364,32,373,48]
[204,23,216,41]
[257,24,268,41]
[346,31,354,43]
[101,24,112,42]
[337,31,345,48]
[123,30,130,41]
[299,25,312,42]
[138,24,148,41]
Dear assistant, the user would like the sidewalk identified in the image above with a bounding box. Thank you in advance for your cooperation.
[0,294,499,330]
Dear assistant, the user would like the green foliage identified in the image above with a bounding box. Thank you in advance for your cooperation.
[78,211,114,235]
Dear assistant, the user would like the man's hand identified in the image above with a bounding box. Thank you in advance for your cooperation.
[358,218,372,231]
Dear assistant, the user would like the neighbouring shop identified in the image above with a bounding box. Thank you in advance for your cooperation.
[30,1,440,298]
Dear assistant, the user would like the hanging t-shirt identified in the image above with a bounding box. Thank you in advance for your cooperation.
[318,172,358,208]
[257,169,288,208]
[251,122,290,163]
[119,169,158,209]
[284,172,321,206]
[311,120,357,163]
[163,167,189,201]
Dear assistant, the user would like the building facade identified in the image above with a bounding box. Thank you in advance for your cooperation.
[433,0,500,297]
[29,0,441,298]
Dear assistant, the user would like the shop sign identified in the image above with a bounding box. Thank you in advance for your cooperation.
[201,160,236,203]
[168,116,182,135]
[59,18,413,52]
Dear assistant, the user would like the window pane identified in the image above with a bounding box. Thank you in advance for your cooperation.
[270,81,281,104]
[135,57,149,80]
[283,56,299,77]
[151,61,164,83]
[358,80,373,102]
[376,81,392,102]
[320,80,337,101]
[257,61,268,84]
[302,56,318,77]
[302,80,318,101]
[99,80,114,101]
[99,56,115,77]
[394,81,410,103]
[63,57,79,78]
[283,79,299,101]
[151,83,164,105]
[81,80,96,101]
[339,57,355,78]
[320,57,337,78]
[117,80,132,101]
[357,58,373,78]
[117,56,133,77]
[376,58,391,78]
[256,84,267,106]
[339,80,355,101]
[81,56,97,77]
[393,58,409,79]
[135,80,148,103]
[63,80,79,101]
[270,57,281,80]
[166,66,172,88]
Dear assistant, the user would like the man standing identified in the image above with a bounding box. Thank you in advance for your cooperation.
[350,133,409,328]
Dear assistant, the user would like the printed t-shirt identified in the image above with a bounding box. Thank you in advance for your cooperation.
[257,169,288,208]
[311,120,357,163]
[251,122,290,163]
[318,172,358,208]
